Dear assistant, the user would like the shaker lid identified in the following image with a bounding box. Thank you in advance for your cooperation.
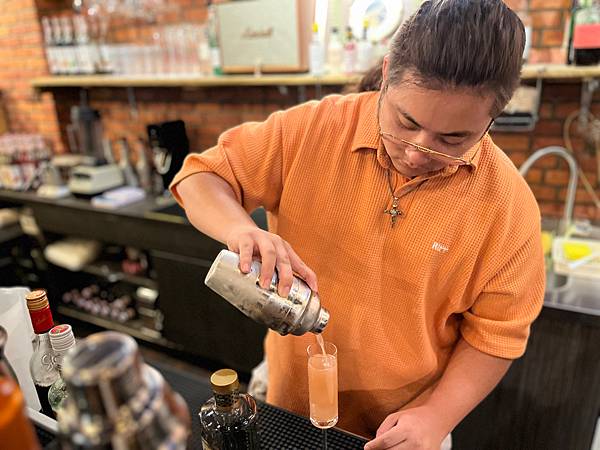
[210,368,239,394]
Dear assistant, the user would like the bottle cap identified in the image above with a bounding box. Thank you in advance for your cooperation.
[26,289,49,311]
[210,369,239,394]
[50,324,76,354]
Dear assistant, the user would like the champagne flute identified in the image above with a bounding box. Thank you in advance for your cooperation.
[307,341,338,450]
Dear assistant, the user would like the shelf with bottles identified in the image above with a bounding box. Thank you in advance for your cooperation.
[47,240,158,290]
[47,255,165,339]
[30,64,600,90]
[57,304,170,347]
[54,278,167,345]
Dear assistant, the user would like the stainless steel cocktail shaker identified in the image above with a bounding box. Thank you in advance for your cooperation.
[58,331,190,449]
[205,250,329,336]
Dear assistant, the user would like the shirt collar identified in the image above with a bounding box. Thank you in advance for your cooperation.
[350,91,381,153]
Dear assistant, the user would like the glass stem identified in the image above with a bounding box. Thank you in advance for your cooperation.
[322,428,328,450]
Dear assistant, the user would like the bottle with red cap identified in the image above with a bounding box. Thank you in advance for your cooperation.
[26,289,59,418]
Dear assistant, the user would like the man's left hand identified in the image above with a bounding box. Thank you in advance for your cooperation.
[364,406,446,450]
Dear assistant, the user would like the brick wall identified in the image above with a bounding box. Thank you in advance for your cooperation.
[0,0,63,150]
[1,0,599,221]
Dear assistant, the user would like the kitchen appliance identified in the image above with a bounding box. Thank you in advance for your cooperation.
[68,164,124,196]
[66,105,105,162]
[205,249,329,336]
[147,120,189,192]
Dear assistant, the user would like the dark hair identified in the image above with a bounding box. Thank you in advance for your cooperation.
[358,0,525,117]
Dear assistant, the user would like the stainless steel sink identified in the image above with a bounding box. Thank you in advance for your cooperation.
[544,271,600,316]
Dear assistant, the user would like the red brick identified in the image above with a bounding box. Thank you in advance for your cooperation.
[528,48,551,64]
[542,83,581,100]
[532,136,568,152]
[531,10,563,29]
[524,168,544,184]
[545,169,571,186]
[530,0,571,9]
[534,119,563,136]
[539,202,564,218]
[508,151,530,166]
[539,102,554,119]
[574,205,600,221]
[540,29,565,47]
[531,29,543,48]
[553,102,581,119]
[490,133,531,151]
[532,186,558,201]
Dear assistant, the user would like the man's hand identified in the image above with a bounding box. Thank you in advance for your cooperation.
[226,225,318,297]
[364,406,446,450]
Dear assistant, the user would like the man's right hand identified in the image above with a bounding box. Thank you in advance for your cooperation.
[226,225,318,298]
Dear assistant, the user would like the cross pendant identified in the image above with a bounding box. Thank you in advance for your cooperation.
[384,196,402,226]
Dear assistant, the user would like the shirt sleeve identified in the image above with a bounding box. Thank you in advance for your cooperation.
[460,228,546,359]
[170,108,287,213]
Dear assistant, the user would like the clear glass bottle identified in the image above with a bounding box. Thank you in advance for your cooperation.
[199,369,260,450]
[26,289,59,418]
[356,18,373,73]
[48,324,76,414]
[207,4,222,75]
[343,26,357,74]
[326,26,343,75]
[0,325,42,450]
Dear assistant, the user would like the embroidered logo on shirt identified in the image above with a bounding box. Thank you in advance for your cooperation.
[432,242,449,253]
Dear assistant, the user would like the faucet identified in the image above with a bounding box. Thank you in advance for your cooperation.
[519,146,578,235]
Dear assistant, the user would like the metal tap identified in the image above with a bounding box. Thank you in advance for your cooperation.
[519,146,578,235]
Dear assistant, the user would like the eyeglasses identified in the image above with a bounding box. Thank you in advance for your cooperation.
[379,131,477,166]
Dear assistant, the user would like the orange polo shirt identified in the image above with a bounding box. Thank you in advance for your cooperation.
[170,91,545,439]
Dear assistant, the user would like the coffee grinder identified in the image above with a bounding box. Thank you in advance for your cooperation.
[147,120,190,193]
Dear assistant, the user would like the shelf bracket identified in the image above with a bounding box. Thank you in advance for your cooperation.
[297,85,307,104]
[579,77,599,131]
[127,87,139,120]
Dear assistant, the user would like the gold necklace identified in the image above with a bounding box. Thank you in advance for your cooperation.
[383,169,402,227]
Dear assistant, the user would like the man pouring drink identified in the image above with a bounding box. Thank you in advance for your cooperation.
[171,1,545,448]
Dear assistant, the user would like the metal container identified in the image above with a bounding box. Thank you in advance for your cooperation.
[205,249,329,336]
[58,331,190,450]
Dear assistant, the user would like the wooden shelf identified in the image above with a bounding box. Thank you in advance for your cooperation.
[81,260,158,290]
[29,64,600,89]
[31,73,363,88]
[57,304,174,347]
[521,63,600,80]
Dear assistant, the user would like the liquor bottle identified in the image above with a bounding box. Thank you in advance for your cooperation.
[356,18,373,73]
[41,17,59,75]
[326,26,343,74]
[199,369,260,450]
[48,324,76,414]
[572,0,600,65]
[0,325,42,450]
[207,4,223,75]
[343,26,357,74]
[309,23,325,76]
[26,289,59,418]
